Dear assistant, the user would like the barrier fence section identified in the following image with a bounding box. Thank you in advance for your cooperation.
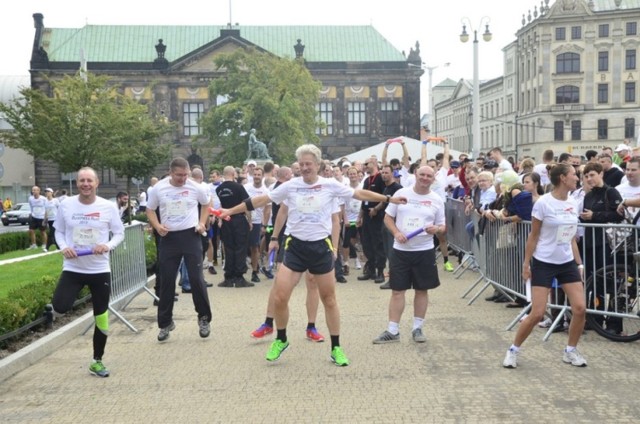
[446,199,640,341]
[107,221,154,332]
[444,199,475,277]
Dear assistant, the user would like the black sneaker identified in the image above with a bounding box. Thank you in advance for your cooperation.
[379,282,391,290]
[217,279,234,287]
[208,266,217,275]
[373,271,385,284]
[235,277,255,288]
[336,276,347,283]
[182,287,192,294]
[260,266,274,279]
[251,272,261,283]
[158,321,176,342]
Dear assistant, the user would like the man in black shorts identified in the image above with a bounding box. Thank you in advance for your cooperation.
[373,166,446,344]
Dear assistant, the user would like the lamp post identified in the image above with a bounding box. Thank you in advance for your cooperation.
[425,63,450,134]
[460,17,491,159]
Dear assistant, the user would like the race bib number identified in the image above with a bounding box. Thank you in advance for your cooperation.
[32,206,45,216]
[296,194,322,214]
[73,227,99,247]
[556,224,577,244]
[167,199,188,217]
[401,216,424,234]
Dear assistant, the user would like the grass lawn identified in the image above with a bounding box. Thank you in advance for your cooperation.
[0,250,62,299]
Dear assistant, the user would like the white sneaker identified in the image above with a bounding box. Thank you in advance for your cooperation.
[503,349,518,368]
[563,349,587,367]
[355,258,362,270]
[27,244,37,250]
[42,247,48,252]
[538,318,552,328]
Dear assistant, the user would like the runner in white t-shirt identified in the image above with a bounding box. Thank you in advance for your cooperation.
[52,167,125,378]
[615,157,640,220]
[373,165,445,345]
[27,186,48,250]
[221,144,407,367]
[503,163,587,369]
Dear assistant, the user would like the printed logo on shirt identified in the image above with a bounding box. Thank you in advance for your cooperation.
[71,212,101,222]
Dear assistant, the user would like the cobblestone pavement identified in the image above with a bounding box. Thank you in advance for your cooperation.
[0,266,639,423]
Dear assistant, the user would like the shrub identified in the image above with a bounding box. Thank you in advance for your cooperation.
[144,235,157,273]
[0,232,44,254]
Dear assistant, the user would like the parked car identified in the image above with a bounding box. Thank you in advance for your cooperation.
[1,203,31,226]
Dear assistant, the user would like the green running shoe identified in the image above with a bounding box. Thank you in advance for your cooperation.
[444,261,454,272]
[89,360,110,378]
[330,346,350,367]
[266,339,289,362]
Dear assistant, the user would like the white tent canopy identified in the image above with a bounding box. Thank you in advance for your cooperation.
[338,137,468,165]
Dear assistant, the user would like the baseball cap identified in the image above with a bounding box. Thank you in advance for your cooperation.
[450,161,461,169]
[247,160,257,166]
[342,161,351,168]
[615,144,629,152]
[45,187,53,193]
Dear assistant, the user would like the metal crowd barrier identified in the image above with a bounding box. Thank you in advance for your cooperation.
[447,204,640,341]
[106,221,154,332]
[444,199,476,278]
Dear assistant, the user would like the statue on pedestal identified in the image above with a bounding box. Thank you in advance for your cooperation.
[247,129,271,160]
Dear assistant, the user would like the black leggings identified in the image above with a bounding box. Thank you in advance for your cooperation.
[52,271,111,360]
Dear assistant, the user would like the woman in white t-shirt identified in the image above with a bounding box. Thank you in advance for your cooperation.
[503,163,587,369]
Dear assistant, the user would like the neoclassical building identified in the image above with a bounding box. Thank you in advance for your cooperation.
[28,14,423,194]
[434,0,640,161]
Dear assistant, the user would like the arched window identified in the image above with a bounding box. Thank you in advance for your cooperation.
[556,52,580,73]
[556,85,580,104]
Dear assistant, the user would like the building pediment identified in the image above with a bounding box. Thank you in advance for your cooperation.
[552,44,585,55]
[171,32,267,73]
[546,0,594,18]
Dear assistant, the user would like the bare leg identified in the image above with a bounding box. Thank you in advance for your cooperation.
[273,265,303,330]
[388,290,406,323]
[314,272,340,334]
[562,282,586,347]
[413,290,428,318]
[305,272,320,323]
[514,287,550,347]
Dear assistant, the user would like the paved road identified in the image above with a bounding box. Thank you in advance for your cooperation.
[0,266,639,423]
[0,223,28,234]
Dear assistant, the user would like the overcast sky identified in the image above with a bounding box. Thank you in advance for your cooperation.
[1,0,540,111]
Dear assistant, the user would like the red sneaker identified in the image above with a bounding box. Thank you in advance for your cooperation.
[306,327,325,342]
[251,323,273,339]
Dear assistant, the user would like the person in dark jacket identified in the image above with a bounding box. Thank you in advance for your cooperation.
[599,153,624,188]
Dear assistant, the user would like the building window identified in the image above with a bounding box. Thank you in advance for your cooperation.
[626,49,636,70]
[315,102,333,135]
[626,118,636,139]
[556,27,566,41]
[554,121,564,141]
[598,51,609,72]
[597,84,609,104]
[98,168,115,185]
[625,82,636,103]
[599,24,609,38]
[571,120,581,141]
[556,85,580,104]
[571,26,582,40]
[627,22,637,36]
[380,101,400,135]
[598,119,608,140]
[183,103,204,136]
[556,52,580,73]
[347,102,366,135]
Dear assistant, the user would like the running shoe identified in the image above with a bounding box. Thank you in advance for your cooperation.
[306,327,325,342]
[538,317,552,328]
[266,339,289,362]
[444,261,454,272]
[330,346,350,366]
[260,266,274,279]
[89,360,110,377]
[251,272,261,283]
[251,323,273,338]
[42,247,48,252]
[355,258,362,270]
[412,328,427,343]
[27,244,37,250]
[198,316,210,338]
[502,348,518,368]
[372,330,400,344]
[562,349,587,367]
[157,321,176,342]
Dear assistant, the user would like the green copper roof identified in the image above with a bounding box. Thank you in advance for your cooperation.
[41,25,406,63]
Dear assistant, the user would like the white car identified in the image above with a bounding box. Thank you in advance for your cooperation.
[1,203,31,226]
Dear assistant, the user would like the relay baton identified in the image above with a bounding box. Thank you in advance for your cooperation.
[405,228,425,240]
[75,249,93,257]
[209,207,231,221]
[269,250,276,268]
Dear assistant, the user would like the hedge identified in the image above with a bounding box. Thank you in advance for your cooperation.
[0,231,44,255]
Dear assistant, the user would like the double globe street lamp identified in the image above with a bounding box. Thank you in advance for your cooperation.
[460,17,492,159]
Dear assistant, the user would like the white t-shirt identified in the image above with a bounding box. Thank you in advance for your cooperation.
[499,159,513,171]
[29,195,47,219]
[385,187,445,252]
[45,198,60,221]
[399,166,415,188]
[533,163,550,186]
[269,176,354,241]
[209,183,222,210]
[531,193,579,264]
[138,191,147,207]
[54,195,125,273]
[431,168,448,201]
[344,195,362,223]
[615,181,640,218]
[244,183,270,224]
[147,178,210,231]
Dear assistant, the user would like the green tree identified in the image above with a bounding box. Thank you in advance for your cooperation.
[0,74,171,176]
[200,48,321,165]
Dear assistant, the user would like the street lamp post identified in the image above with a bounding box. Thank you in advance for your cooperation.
[460,17,491,159]
[426,63,450,134]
